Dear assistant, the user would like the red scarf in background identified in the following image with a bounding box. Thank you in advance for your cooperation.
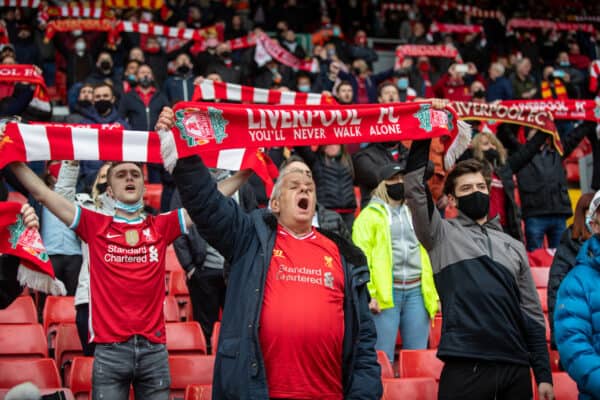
[0,202,65,295]
[0,64,51,114]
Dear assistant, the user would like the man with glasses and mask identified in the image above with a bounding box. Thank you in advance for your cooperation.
[404,130,555,400]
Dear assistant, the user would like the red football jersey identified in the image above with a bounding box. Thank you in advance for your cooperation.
[259,226,345,399]
[71,207,186,343]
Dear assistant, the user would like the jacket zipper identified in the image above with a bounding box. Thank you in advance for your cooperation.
[183,80,188,101]
[145,106,150,130]
[483,226,494,259]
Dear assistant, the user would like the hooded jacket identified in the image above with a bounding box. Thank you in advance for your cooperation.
[173,155,382,400]
[352,200,438,318]
[555,235,600,399]
[404,139,552,386]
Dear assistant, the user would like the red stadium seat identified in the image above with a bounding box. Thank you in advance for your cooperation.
[69,357,93,400]
[7,191,28,205]
[166,322,207,355]
[0,358,61,389]
[143,183,162,211]
[399,350,444,381]
[168,270,191,321]
[428,316,442,349]
[550,372,578,400]
[0,296,37,324]
[537,288,548,313]
[377,350,395,379]
[544,314,551,343]
[165,245,181,272]
[43,296,76,353]
[55,323,84,386]
[549,349,561,372]
[527,249,556,267]
[382,377,437,400]
[169,355,216,399]
[0,323,47,359]
[530,267,550,288]
[184,384,213,400]
[211,321,220,354]
[164,295,180,322]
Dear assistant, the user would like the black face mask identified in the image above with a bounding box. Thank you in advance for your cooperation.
[77,99,92,109]
[95,182,108,194]
[386,182,405,201]
[353,67,362,75]
[139,77,154,88]
[483,148,500,164]
[177,65,191,75]
[100,60,112,71]
[94,99,112,115]
[457,191,490,221]
[220,51,231,58]
[473,89,486,99]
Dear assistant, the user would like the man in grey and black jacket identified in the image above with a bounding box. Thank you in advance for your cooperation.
[404,126,554,400]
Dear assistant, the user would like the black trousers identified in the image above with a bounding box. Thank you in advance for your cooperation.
[49,254,82,296]
[438,359,532,400]
[187,267,226,354]
[75,303,96,356]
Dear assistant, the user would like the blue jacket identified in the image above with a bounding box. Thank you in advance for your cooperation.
[163,75,195,104]
[173,156,382,400]
[555,235,600,399]
[486,76,514,101]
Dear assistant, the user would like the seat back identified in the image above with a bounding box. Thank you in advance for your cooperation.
[166,322,207,355]
[551,372,578,400]
[382,377,437,400]
[399,350,444,381]
[164,295,180,322]
[428,316,442,349]
[55,323,84,385]
[43,296,76,351]
[530,267,550,288]
[169,355,215,395]
[184,384,212,400]
[0,323,47,359]
[211,321,220,354]
[0,296,37,324]
[377,350,394,379]
[69,357,94,400]
[168,270,191,320]
[536,288,548,313]
[0,358,61,389]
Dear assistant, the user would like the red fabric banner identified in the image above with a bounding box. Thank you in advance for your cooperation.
[44,19,117,45]
[395,45,461,68]
[103,0,164,9]
[507,18,595,33]
[429,22,484,35]
[0,64,51,114]
[170,101,456,157]
[46,5,109,19]
[498,100,600,121]
[0,202,54,278]
[254,32,319,73]
[192,79,337,105]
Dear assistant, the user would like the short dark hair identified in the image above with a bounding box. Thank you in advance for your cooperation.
[377,81,398,97]
[106,162,144,185]
[93,82,115,97]
[336,80,353,92]
[443,159,491,196]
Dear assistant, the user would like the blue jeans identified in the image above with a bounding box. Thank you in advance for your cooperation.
[373,286,430,363]
[524,216,566,251]
[92,335,170,400]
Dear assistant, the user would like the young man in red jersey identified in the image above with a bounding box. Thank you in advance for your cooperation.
[9,159,192,400]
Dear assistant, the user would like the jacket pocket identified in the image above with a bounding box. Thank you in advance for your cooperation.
[217,338,242,398]
[218,337,240,358]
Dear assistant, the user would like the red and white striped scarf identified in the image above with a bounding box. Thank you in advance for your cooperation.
[0,0,39,7]
[254,32,319,73]
[429,22,484,35]
[117,21,225,42]
[104,0,164,9]
[47,5,108,19]
[508,18,595,33]
[0,64,51,114]
[192,80,337,105]
[395,45,461,69]
[381,1,503,20]
[0,202,65,295]
[590,60,600,95]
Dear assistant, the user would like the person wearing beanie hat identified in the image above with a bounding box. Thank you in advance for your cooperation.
[554,189,600,398]
[353,162,438,363]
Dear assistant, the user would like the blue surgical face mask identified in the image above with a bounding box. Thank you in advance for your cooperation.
[397,77,409,90]
[297,84,310,93]
[115,199,144,213]
[559,61,570,67]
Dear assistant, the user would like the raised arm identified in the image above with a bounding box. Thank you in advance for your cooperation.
[53,161,80,200]
[217,170,253,198]
[9,162,76,227]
